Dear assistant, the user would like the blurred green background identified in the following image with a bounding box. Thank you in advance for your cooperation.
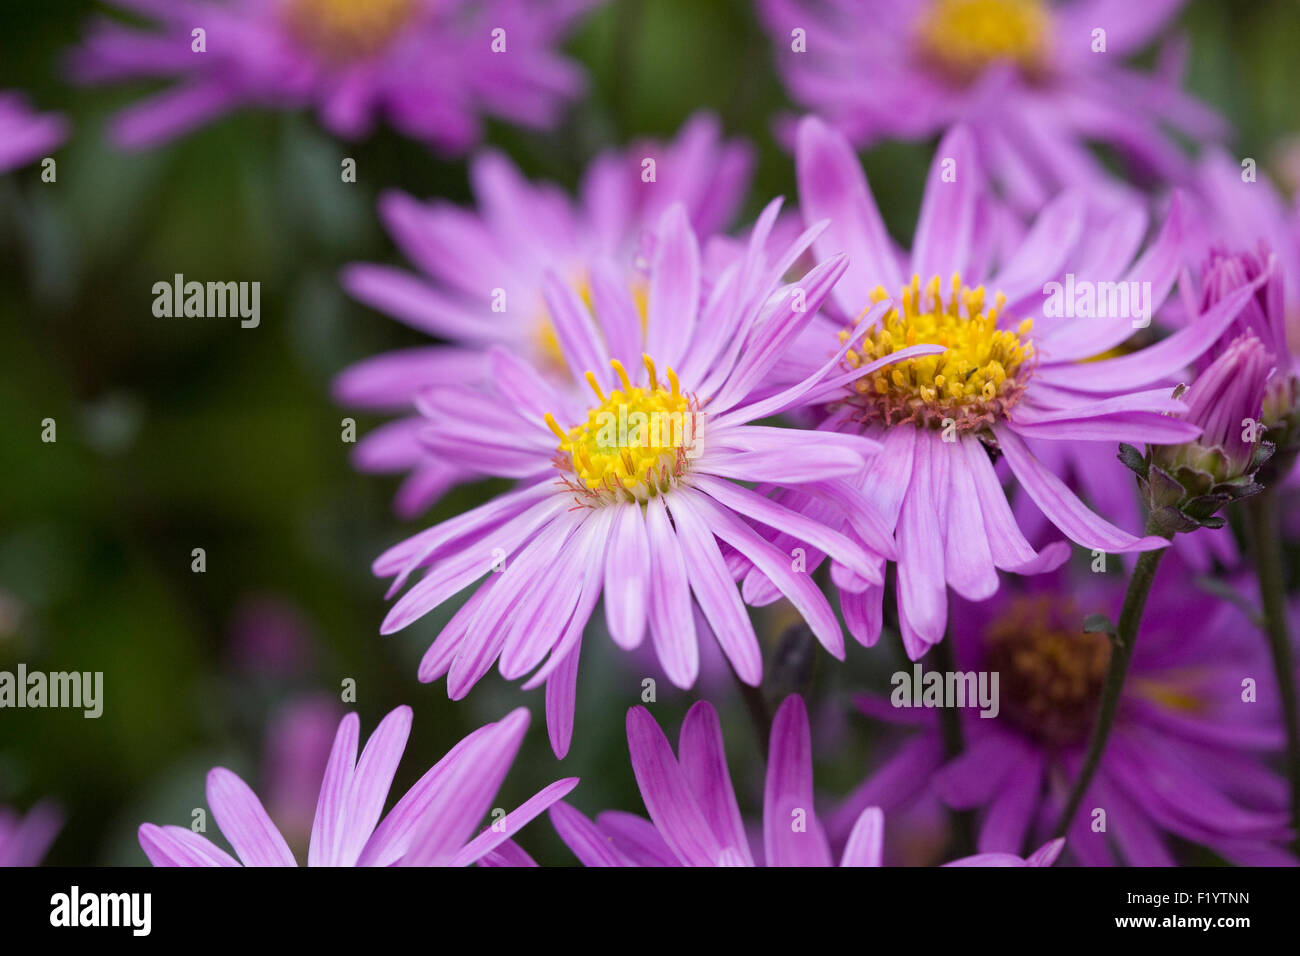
[1,0,1297,865]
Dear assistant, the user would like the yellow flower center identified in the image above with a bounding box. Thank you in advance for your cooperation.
[283,0,415,62]
[545,355,700,505]
[841,273,1034,432]
[985,596,1110,747]
[916,0,1049,82]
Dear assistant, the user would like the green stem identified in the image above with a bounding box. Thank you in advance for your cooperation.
[1245,490,1300,857]
[930,637,977,857]
[1053,540,1168,839]
[730,664,771,754]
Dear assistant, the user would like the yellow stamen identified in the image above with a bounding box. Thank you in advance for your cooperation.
[611,358,633,391]
[642,354,659,390]
[546,357,699,505]
[544,413,568,442]
[839,271,1034,432]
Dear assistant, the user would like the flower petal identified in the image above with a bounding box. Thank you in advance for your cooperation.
[839,806,885,867]
[625,706,725,866]
[994,424,1170,553]
[206,768,296,867]
[138,824,240,868]
[763,696,833,867]
[912,125,979,282]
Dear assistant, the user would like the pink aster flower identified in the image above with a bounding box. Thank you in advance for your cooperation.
[69,0,594,152]
[1191,245,1290,371]
[837,561,1293,865]
[1150,332,1274,487]
[335,113,754,517]
[1192,148,1300,350]
[138,705,576,866]
[374,201,941,756]
[0,92,67,173]
[767,117,1266,660]
[549,696,1063,866]
[1185,162,1300,480]
[759,0,1225,212]
[0,802,62,866]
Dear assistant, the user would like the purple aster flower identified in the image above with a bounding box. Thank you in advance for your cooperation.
[1131,331,1275,539]
[1150,333,1273,487]
[549,696,1063,866]
[0,802,62,867]
[759,0,1225,212]
[1193,148,1300,350]
[766,116,1266,660]
[138,705,576,866]
[1184,168,1300,480]
[374,201,941,756]
[0,92,67,173]
[335,113,754,517]
[69,0,594,152]
[836,561,1293,865]
[1193,245,1290,369]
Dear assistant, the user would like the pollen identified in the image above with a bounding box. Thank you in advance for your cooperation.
[985,596,1111,747]
[916,0,1049,83]
[841,273,1034,432]
[284,0,415,62]
[546,354,700,505]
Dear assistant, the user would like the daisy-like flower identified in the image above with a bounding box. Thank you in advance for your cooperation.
[69,0,594,152]
[335,113,754,516]
[374,201,941,756]
[0,92,66,173]
[758,0,1225,212]
[549,696,1064,866]
[766,116,1265,660]
[836,562,1293,865]
[138,705,576,866]
[0,802,62,867]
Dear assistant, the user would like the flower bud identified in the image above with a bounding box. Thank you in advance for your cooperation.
[1129,334,1275,535]
[1199,244,1300,481]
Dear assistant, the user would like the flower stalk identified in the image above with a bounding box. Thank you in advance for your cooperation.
[1244,489,1300,857]
[1052,533,1167,839]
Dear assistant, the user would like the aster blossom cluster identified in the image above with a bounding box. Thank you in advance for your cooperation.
[4,0,1300,888]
